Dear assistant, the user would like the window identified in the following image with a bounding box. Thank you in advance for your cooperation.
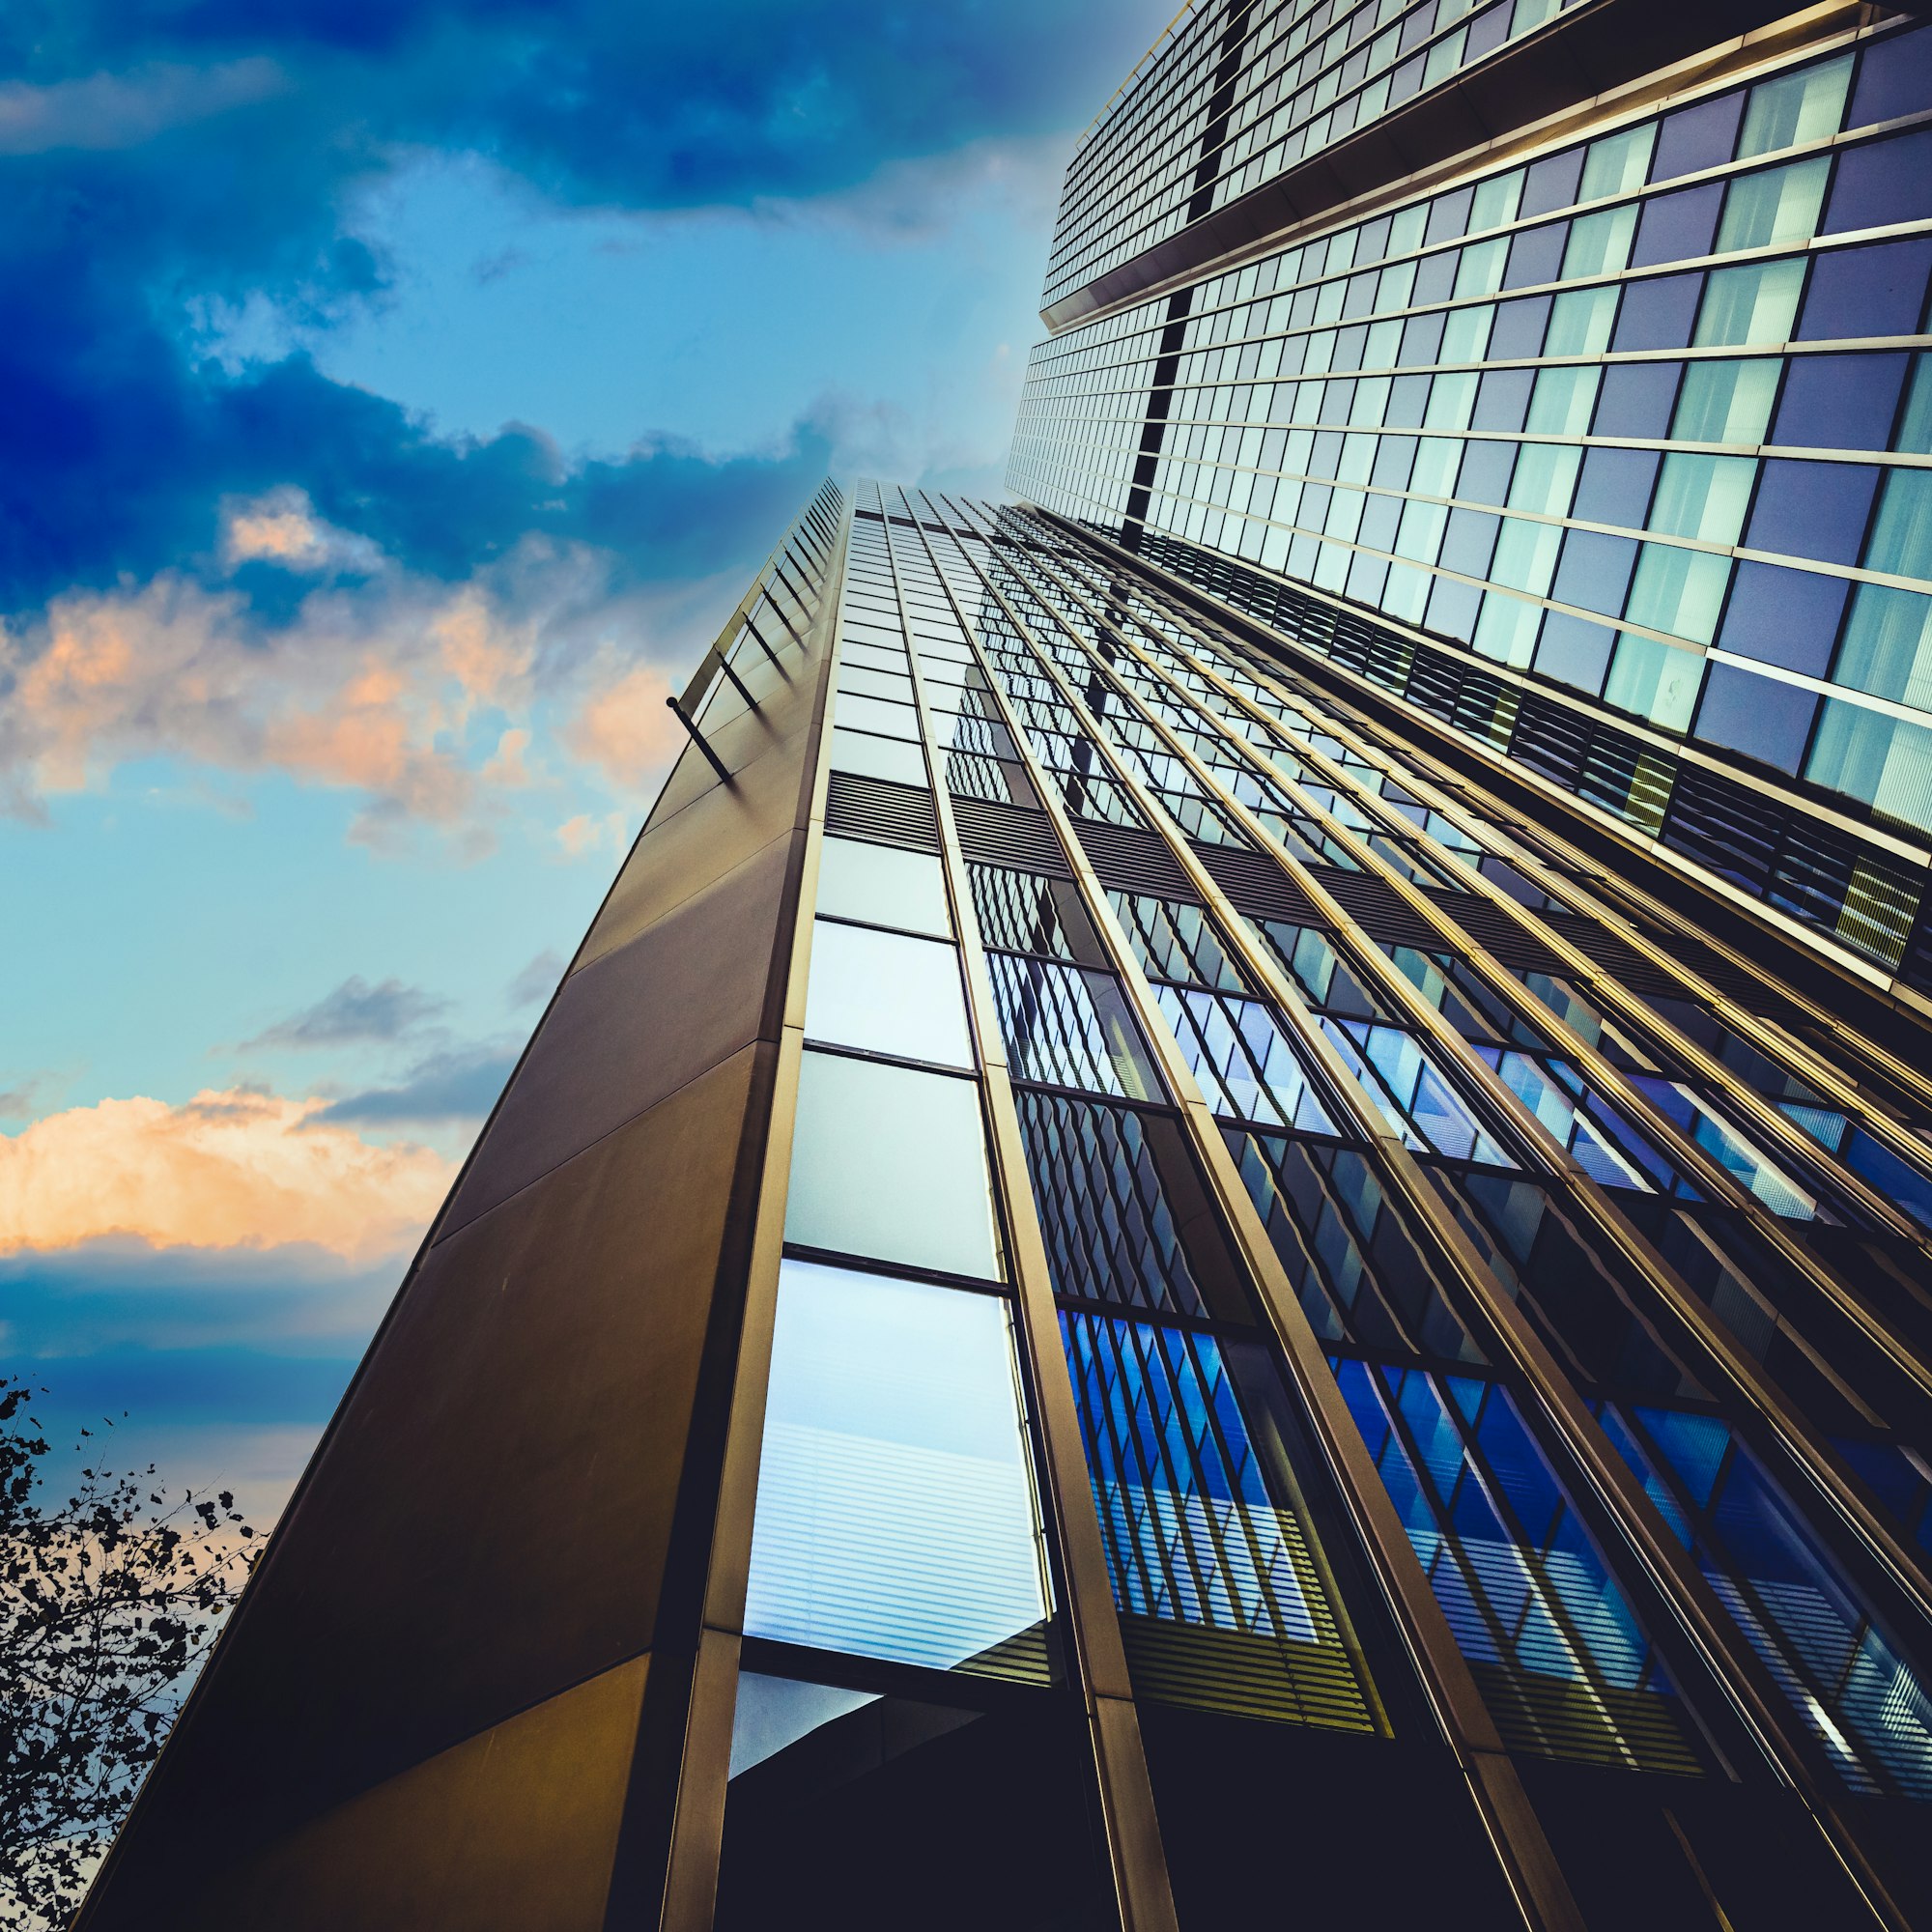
[832,728,929,787]
[1804,698,1932,836]
[1774,351,1910,451]
[1717,158,1830,252]
[1737,54,1852,158]
[1648,452,1754,545]
[1716,561,1847,675]
[817,836,952,937]
[1605,633,1702,729]
[1865,467,1932,579]
[1671,359,1779,444]
[1625,545,1731,645]
[787,1050,1001,1277]
[1694,258,1805,347]
[1747,460,1879,567]
[745,1260,1049,1669]
[805,921,974,1068]
[1832,584,1932,708]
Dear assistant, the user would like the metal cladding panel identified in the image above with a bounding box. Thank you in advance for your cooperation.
[77,492,843,1931]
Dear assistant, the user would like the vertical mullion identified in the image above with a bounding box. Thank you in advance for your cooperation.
[884,489,1180,1932]
[989,509,1912,1929]
[1049,547,1932,1646]
[917,490,1590,1932]
[654,489,853,1932]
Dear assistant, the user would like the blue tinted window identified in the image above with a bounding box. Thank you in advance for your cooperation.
[1773,352,1910,449]
[1503,221,1568,289]
[1797,239,1932,340]
[1631,183,1723,267]
[1411,250,1458,306]
[1693,662,1818,773]
[1471,368,1533,432]
[1440,507,1501,576]
[1520,146,1583,218]
[1427,186,1475,245]
[1552,530,1640,616]
[1592,360,1681,439]
[1824,128,1932,235]
[1747,460,1880,565]
[1488,295,1550,359]
[1455,439,1516,506]
[1610,273,1703,352]
[1534,612,1616,694]
[1651,92,1744,180]
[1573,446,1660,526]
[1717,560,1848,675]
[1848,22,1932,129]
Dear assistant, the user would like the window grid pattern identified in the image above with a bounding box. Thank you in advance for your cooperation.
[1013,26,1932,946]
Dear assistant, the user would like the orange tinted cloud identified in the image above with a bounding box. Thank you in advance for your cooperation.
[0,1088,455,1264]
[562,654,681,788]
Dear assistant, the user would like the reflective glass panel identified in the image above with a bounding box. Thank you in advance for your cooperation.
[787,1051,1000,1278]
[805,920,974,1068]
[747,1261,1049,1671]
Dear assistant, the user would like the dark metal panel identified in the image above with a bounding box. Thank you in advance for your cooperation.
[196,1658,649,1932]
[78,1047,764,1928]
[444,830,800,1234]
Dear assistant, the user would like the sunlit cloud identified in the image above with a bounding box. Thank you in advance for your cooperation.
[561,652,683,793]
[0,1089,454,1264]
[0,535,629,844]
[554,810,630,859]
[221,487,384,576]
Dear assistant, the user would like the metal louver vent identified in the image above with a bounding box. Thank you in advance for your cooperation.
[824,771,941,852]
[1075,819,1198,899]
[1421,893,1563,974]
[952,795,1072,875]
[1194,841,1321,924]
[1309,867,1441,948]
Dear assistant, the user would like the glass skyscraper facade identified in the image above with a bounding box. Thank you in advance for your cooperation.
[81,8,1932,1932]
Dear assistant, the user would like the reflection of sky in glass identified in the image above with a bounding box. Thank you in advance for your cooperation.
[746,1262,1049,1671]
[1064,1312,1321,1641]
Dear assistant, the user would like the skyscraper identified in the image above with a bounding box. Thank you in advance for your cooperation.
[80,8,1932,1932]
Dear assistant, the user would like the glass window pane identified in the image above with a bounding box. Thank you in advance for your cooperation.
[835,691,921,741]
[816,835,951,936]
[831,727,928,787]
[745,1260,1049,1669]
[1694,258,1805,347]
[1649,453,1755,544]
[1738,54,1852,158]
[1605,632,1703,727]
[805,921,973,1068]
[786,1051,1000,1277]
[1717,158,1830,252]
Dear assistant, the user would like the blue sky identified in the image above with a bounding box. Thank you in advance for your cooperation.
[0,0,1168,1519]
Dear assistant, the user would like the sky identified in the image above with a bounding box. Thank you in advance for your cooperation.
[0,0,1173,1522]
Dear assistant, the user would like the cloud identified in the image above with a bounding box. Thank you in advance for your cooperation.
[242,976,450,1050]
[1,1240,396,1356]
[561,650,684,790]
[316,1043,518,1124]
[0,59,289,156]
[554,810,629,859]
[221,485,384,576]
[0,533,623,838]
[0,1088,454,1264]
[506,949,565,1008]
